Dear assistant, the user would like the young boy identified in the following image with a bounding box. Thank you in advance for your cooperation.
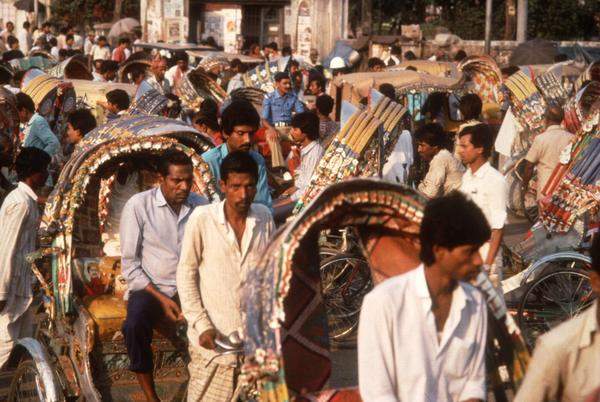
[65,109,97,146]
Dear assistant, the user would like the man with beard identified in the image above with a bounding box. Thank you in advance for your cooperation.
[201,100,272,209]
[178,151,274,401]
[120,152,208,402]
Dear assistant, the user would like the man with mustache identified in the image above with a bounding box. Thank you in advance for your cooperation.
[201,99,272,209]
[178,151,274,401]
[120,152,208,402]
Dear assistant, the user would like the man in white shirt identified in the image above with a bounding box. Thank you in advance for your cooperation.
[17,21,31,55]
[358,191,490,402]
[165,52,189,96]
[522,105,574,201]
[0,147,50,368]
[177,151,274,401]
[90,35,111,61]
[457,123,507,286]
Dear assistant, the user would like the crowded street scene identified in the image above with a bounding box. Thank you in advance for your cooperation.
[0,0,599,400]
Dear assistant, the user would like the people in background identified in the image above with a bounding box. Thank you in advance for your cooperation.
[384,45,402,66]
[358,191,490,402]
[93,60,119,82]
[165,52,189,95]
[457,124,507,287]
[16,93,60,157]
[316,94,338,145]
[367,57,386,72]
[112,36,131,63]
[65,109,97,148]
[262,72,306,130]
[415,123,464,198]
[17,21,32,55]
[101,89,130,120]
[146,56,171,96]
[522,105,573,202]
[90,35,111,61]
[226,58,246,94]
[193,112,223,146]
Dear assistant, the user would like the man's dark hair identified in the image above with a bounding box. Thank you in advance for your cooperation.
[7,36,18,47]
[42,22,52,29]
[68,109,97,136]
[158,151,193,177]
[100,60,119,74]
[200,98,219,117]
[459,93,483,120]
[23,21,30,29]
[404,51,416,61]
[367,57,385,70]
[66,34,74,42]
[309,74,325,92]
[282,46,292,57]
[15,147,51,181]
[16,92,35,113]
[458,123,494,158]
[378,83,396,100]
[106,89,130,111]
[97,35,107,43]
[554,53,568,63]
[174,51,187,63]
[390,45,401,55]
[420,191,491,265]
[194,112,220,132]
[454,50,467,62]
[316,94,334,116]
[58,49,68,59]
[545,105,564,125]
[274,72,289,82]
[291,111,320,141]
[591,234,600,274]
[220,150,259,183]
[118,37,130,45]
[501,65,520,77]
[221,99,260,135]
[49,37,57,47]
[230,58,243,71]
[12,70,26,87]
[266,42,278,51]
[289,59,300,69]
[415,123,448,148]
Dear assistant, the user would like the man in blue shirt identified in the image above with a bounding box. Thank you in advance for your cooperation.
[16,93,60,157]
[201,99,272,209]
[262,71,306,128]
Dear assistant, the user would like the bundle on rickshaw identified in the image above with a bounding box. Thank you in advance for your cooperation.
[11,116,217,401]
[241,179,530,401]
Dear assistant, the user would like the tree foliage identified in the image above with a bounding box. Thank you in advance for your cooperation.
[349,0,600,40]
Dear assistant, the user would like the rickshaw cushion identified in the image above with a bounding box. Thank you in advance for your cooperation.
[84,294,127,339]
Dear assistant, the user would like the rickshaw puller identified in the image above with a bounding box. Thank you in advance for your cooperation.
[0,148,50,368]
[177,151,274,402]
[120,152,208,402]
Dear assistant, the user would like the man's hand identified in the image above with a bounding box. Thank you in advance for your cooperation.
[0,300,6,313]
[159,297,183,322]
[199,329,217,350]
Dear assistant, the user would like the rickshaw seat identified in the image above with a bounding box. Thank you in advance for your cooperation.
[84,294,127,339]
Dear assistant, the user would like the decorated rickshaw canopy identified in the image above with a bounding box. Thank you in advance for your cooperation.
[0,86,19,130]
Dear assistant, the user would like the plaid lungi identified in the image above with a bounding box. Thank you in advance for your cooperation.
[187,350,242,402]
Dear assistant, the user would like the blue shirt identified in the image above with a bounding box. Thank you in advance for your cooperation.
[22,113,60,156]
[120,187,208,298]
[262,89,306,125]
[201,143,272,209]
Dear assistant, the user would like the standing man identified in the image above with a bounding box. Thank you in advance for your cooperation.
[358,191,490,401]
[515,234,600,402]
[522,105,573,201]
[0,147,51,368]
[416,123,464,198]
[457,123,507,286]
[120,152,208,402]
[17,21,32,55]
[16,93,60,158]
[112,37,131,63]
[178,151,274,401]
[202,99,272,209]
[146,56,171,95]
[165,52,190,96]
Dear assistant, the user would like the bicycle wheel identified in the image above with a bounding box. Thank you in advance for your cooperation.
[517,267,595,348]
[8,360,48,402]
[320,252,372,347]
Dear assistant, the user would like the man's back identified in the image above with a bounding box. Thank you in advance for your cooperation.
[525,125,573,197]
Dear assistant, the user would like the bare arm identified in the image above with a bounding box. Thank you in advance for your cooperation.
[521,160,535,190]
[486,229,503,265]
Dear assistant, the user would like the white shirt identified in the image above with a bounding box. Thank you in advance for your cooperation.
[358,265,487,402]
[382,130,414,184]
[176,200,274,363]
[291,140,324,201]
[460,162,507,230]
[495,108,519,157]
[17,29,31,55]
[165,65,188,89]
[90,44,111,61]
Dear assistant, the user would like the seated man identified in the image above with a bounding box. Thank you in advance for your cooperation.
[99,89,130,120]
[120,152,208,402]
[416,123,464,198]
[201,99,272,209]
[359,191,490,402]
[16,93,60,158]
[93,60,119,83]
[65,108,97,150]
[278,111,324,205]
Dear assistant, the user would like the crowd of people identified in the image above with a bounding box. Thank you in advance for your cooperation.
[0,19,598,402]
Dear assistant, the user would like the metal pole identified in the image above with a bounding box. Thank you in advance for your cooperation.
[33,0,39,25]
[516,0,527,43]
[484,0,492,54]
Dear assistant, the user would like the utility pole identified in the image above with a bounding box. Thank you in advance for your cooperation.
[361,0,372,36]
[516,0,528,43]
[484,0,492,54]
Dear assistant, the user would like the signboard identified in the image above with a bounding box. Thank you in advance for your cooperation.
[295,0,312,58]
[201,7,241,53]
[164,0,184,18]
